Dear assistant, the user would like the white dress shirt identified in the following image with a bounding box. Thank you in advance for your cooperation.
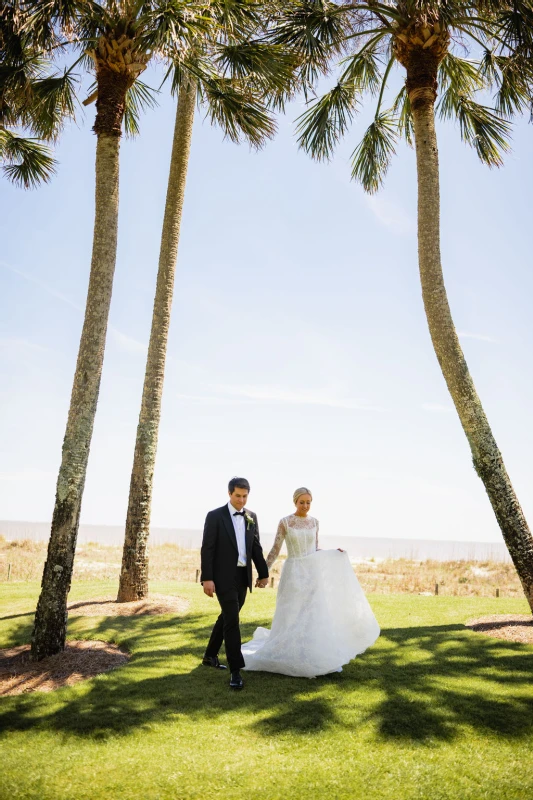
[228,501,247,567]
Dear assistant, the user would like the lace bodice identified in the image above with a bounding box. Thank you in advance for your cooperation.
[266,515,319,569]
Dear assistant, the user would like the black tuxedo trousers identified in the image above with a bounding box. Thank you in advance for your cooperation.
[205,566,249,671]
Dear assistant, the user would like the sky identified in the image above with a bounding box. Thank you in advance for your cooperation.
[1,60,532,543]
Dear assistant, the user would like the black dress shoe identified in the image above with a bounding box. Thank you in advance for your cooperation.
[229,671,244,690]
[202,656,227,670]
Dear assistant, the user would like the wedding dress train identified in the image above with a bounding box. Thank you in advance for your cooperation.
[242,515,380,678]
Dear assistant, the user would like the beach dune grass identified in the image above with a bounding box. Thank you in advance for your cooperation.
[0,537,524,597]
[1,581,532,800]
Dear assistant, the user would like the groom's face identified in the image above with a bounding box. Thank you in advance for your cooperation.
[229,487,248,511]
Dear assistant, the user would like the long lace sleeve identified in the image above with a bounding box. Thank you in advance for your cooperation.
[316,519,319,551]
[266,518,286,569]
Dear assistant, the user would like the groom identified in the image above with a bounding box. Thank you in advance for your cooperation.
[201,477,269,690]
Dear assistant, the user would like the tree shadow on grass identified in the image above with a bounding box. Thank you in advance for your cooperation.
[1,612,532,745]
[359,625,533,743]
[0,611,34,622]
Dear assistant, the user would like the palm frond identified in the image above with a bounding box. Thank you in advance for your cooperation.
[123,79,159,137]
[338,43,384,96]
[141,0,211,54]
[24,0,99,49]
[0,127,56,188]
[438,53,485,123]
[351,110,398,193]
[392,85,413,147]
[495,56,531,118]
[438,53,483,96]
[490,3,533,54]
[0,50,49,97]
[450,95,512,167]
[295,81,358,160]
[29,68,78,139]
[204,0,263,41]
[202,75,276,148]
[478,47,500,85]
[214,41,298,96]
[479,50,532,118]
[1,3,79,143]
[167,53,212,95]
[270,0,351,86]
[211,39,300,110]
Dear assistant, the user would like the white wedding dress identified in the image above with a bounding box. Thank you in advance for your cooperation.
[242,515,380,678]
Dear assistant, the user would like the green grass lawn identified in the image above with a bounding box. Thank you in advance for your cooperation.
[1,581,532,800]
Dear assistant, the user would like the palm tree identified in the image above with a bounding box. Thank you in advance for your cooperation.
[117,73,196,603]
[270,0,533,611]
[30,0,206,660]
[0,1,76,187]
[117,1,297,601]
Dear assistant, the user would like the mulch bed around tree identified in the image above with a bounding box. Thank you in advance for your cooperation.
[0,640,130,696]
[465,614,533,645]
[0,594,189,696]
[67,593,189,616]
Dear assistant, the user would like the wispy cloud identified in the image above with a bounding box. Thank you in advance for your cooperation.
[109,328,147,355]
[0,469,55,482]
[421,403,453,413]
[2,259,151,356]
[457,331,497,343]
[0,337,50,354]
[176,393,235,406]
[364,195,415,236]
[1,259,82,311]
[213,383,382,410]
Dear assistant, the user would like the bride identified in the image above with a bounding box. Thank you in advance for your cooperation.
[242,488,380,678]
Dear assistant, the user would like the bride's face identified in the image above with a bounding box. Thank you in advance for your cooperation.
[294,494,312,516]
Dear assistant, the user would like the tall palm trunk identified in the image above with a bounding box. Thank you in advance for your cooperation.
[409,81,533,612]
[117,78,197,602]
[31,68,129,660]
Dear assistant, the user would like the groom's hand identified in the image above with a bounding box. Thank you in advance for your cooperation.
[255,578,269,589]
[203,581,215,597]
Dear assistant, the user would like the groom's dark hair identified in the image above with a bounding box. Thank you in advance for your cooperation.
[228,476,250,494]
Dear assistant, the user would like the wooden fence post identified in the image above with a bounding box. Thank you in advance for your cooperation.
[270,577,274,588]
[434,582,439,596]
[7,563,11,582]
[496,587,500,598]
[195,569,199,583]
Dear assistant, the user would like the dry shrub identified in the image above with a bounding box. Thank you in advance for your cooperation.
[0,540,523,597]
[352,557,522,597]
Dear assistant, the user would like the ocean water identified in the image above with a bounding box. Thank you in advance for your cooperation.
[0,520,511,562]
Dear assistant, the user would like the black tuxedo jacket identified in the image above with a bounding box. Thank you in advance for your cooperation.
[200,504,269,592]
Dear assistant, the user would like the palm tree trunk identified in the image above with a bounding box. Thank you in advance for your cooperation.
[117,79,196,602]
[31,70,128,659]
[410,86,533,612]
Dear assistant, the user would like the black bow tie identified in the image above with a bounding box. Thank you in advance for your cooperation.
[233,511,245,517]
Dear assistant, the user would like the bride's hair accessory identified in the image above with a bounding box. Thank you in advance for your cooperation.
[293,487,312,504]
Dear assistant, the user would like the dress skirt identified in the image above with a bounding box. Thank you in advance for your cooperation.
[242,549,380,678]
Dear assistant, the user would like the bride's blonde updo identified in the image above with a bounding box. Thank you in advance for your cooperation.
[293,487,312,505]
